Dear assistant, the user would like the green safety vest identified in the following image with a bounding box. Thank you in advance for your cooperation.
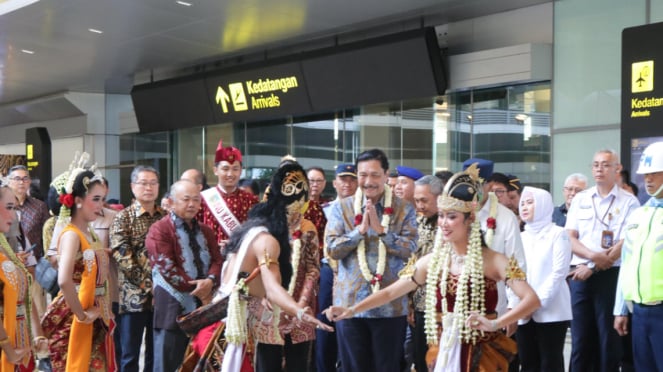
[621,206,663,304]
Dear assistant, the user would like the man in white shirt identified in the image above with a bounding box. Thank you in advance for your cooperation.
[565,149,639,372]
[463,158,526,334]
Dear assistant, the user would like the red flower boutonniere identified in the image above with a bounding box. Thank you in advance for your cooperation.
[354,214,363,226]
[292,230,302,239]
[384,207,394,216]
[487,217,497,230]
[370,273,383,285]
[59,193,74,208]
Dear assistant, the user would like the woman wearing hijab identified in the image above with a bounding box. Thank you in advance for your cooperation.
[517,186,572,372]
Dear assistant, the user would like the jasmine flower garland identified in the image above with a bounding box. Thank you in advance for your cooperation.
[424,221,486,347]
[287,228,302,296]
[354,186,393,293]
[226,278,249,344]
[424,227,446,345]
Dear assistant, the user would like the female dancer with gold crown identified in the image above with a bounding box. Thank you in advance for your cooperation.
[326,164,540,371]
[41,153,115,371]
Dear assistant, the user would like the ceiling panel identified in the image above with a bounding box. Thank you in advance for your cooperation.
[0,0,551,108]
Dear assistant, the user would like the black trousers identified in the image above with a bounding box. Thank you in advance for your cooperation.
[516,319,569,372]
[336,316,407,372]
[569,267,622,372]
[413,311,428,372]
[255,335,312,372]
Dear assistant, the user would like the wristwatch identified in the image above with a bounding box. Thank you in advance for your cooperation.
[587,262,597,273]
[207,274,217,283]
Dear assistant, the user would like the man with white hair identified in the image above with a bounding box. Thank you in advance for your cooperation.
[552,173,588,227]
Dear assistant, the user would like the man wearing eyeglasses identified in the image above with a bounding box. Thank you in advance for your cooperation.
[110,165,165,372]
[6,165,50,318]
[565,149,640,372]
[305,166,328,248]
[552,173,588,227]
[7,165,50,259]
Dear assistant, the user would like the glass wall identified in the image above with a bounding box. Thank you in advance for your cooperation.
[118,81,551,202]
[116,131,171,205]
[439,82,552,189]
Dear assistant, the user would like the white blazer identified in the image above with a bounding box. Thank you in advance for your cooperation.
[519,223,573,324]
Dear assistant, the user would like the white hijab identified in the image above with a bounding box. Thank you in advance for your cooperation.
[519,186,554,234]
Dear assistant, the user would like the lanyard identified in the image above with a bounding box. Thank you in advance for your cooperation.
[592,194,615,229]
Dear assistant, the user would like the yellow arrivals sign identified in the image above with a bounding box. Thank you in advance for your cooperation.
[632,60,654,93]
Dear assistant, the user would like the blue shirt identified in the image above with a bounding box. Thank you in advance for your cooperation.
[325,193,417,318]
[552,203,568,227]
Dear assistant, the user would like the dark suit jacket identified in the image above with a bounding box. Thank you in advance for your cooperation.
[146,216,221,330]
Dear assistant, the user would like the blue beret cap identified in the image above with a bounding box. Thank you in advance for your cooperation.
[335,163,356,177]
[462,158,494,181]
[396,165,424,181]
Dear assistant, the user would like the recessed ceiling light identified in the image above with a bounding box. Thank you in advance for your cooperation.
[88,28,103,34]
[176,1,192,6]
[21,49,35,54]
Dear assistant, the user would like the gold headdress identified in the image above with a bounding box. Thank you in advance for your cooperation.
[437,163,482,212]
[52,152,103,224]
[262,159,309,207]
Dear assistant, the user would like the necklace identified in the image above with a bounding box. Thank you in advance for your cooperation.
[354,186,393,293]
[450,249,466,266]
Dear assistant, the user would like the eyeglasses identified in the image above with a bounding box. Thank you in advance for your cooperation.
[492,189,507,196]
[10,176,31,183]
[563,186,584,193]
[308,179,325,184]
[591,162,615,170]
[133,181,159,187]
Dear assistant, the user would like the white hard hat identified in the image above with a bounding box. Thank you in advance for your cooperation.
[636,141,663,174]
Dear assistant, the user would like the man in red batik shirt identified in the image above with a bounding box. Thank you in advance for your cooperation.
[200,140,258,251]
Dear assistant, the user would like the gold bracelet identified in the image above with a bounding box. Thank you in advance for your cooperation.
[0,337,10,346]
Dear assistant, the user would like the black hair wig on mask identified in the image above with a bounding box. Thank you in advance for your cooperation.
[223,161,309,289]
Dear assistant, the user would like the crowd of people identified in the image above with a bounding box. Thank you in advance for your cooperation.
[0,139,661,372]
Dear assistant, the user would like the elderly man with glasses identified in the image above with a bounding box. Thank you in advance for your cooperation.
[6,165,50,260]
[110,165,166,372]
[553,173,588,227]
[6,164,50,318]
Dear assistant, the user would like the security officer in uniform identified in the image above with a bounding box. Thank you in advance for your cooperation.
[614,141,663,371]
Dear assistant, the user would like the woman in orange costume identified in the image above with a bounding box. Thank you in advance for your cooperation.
[0,185,49,371]
[41,154,115,371]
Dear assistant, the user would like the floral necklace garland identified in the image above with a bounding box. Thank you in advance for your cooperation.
[354,186,393,293]
[484,192,498,247]
[288,227,303,296]
[226,278,249,344]
[424,221,486,347]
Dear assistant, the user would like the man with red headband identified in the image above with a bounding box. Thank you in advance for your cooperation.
[201,140,259,249]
